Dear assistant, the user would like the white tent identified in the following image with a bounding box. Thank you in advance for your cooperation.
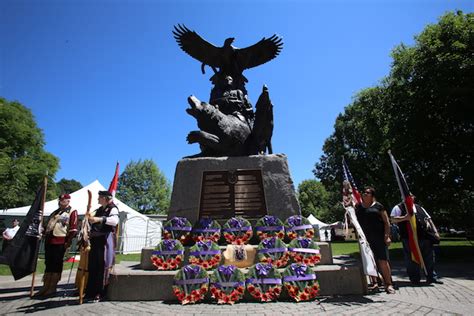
[1,180,162,254]
[307,214,344,241]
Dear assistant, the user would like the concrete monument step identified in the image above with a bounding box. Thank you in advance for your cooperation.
[108,259,366,301]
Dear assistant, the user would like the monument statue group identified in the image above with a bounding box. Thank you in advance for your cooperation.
[106,25,354,305]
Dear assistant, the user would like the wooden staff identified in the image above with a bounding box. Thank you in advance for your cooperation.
[76,190,92,304]
[30,175,48,298]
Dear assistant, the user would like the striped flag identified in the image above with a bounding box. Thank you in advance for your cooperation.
[341,157,378,277]
[108,162,120,198]
[388,151,425,270]
[342,157,362,205]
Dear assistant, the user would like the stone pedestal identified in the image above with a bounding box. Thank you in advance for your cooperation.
[168,154,301,224]
[140,242,333,270]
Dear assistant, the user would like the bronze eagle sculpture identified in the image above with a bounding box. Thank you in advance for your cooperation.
[173,24,281,158]
[173,24,283,90]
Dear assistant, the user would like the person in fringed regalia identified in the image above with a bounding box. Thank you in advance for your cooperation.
[36,194,78,297]
[85,190,119,302]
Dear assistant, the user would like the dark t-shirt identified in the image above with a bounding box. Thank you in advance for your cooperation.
[356,201,386,242]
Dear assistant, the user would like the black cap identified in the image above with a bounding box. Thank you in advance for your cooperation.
[98,190,112,197]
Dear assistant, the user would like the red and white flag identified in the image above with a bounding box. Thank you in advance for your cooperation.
[108,162,120,198]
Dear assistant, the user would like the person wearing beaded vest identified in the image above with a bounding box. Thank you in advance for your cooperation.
[85,190,119,302]
[35,194,78,297]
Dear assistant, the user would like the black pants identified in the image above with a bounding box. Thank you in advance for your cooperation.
[85,236,106,298]
[45,243,66,273]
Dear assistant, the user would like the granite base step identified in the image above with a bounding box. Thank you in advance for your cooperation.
[108,259,367,301]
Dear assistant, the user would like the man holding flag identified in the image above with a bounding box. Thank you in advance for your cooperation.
[0,177,47,296]
[389,151,442,285]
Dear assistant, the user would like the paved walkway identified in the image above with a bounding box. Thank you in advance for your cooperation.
[1,261,473,315]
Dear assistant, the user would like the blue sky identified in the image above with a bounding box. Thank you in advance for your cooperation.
[1,0,472,190]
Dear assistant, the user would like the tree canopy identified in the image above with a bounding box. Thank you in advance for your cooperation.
[314,11,473,229]
[56,178,82,195]
[117,159,171,214]
[297,179,335,221]
[0,98,60,208]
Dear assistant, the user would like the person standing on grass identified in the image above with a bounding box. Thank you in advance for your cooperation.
[356,186,395,294]
[2,219,20,252]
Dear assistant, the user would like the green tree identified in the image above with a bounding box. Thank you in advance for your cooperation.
[314,11,473,230]
[117,159,171,214]
[56,178,83,195]
[0,98,59,208]
[297,179,328,217]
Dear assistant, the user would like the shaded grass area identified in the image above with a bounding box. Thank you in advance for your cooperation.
[331,238,474,262]
[1,238,472,276]
[0,253,142,276]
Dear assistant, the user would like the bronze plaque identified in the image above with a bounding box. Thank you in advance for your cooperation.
[199,169,267,220]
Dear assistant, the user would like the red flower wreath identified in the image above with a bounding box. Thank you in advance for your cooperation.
[173,265,209,304]
[285,215,315,240]
[192,217,221,243]
[163,216,192,244]
[222,217,253,245]
[151,239,184,270]
[257,237,290,268]
[288,237,322,266]
[282,263,320,302]
[255,215,286,241]
[246,263,283,302]
[188,240,222,270]
[210,265,245,304]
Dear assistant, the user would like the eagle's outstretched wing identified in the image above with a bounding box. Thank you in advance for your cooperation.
[236,35,283,70]
[173,24,222,68]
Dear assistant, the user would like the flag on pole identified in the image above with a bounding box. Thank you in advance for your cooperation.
[0,181,46,280]
[341,157,378,277]
[342,157,362,206]
[388,150,425,269]
[108,162,120,198]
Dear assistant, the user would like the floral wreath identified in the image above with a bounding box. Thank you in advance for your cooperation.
[151,239,184,270]
[173,264,209,304]
[163,216,193,244]
[192,217,221,243]
[282,263,319,302]
[288,237,321,266]
[222,217,253,245]
[285,215,315,240]
[254,215,285,241]
[209,265,245,304]
[257,237,289,268]
[246,263,283,302]
[188,240,222,270]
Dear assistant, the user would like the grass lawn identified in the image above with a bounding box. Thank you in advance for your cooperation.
[331,237,474,262]
[0,253,142,276]
[1,238,472,276]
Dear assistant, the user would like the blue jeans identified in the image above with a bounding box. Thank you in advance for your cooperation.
[401,238,436,282]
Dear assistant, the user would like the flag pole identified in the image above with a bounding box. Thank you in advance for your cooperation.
[388,150,426,275]
[30,174,48,297]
